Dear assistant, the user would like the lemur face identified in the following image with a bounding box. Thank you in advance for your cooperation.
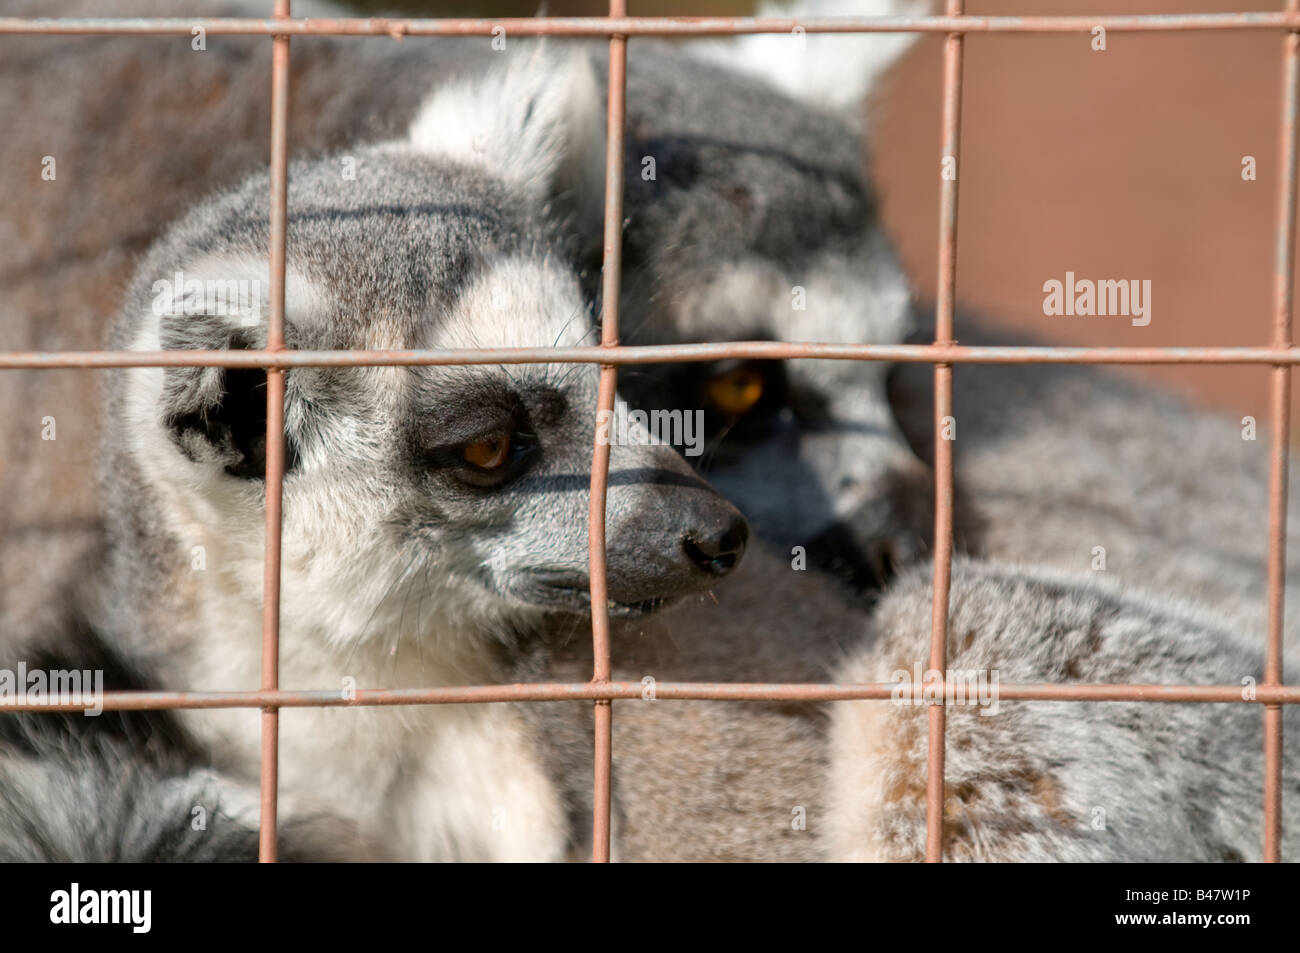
[620,233,932,594]
[610,45,933,595]
[112,143,745,645]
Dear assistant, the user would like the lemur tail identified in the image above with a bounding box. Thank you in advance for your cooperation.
[0,609,378,862]
[0,744,373,862]
[695,0,931,112]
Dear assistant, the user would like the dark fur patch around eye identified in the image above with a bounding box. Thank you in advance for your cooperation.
[404,374,568,487]
[620,356,791,450]
[409,376,568,443]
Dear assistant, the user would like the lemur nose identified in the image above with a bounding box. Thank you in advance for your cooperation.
[683,518,749,577]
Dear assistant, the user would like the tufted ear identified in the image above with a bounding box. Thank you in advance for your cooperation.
[159,339,282,480]
[693,0,930,116]
[150,259,319,479]
[406,41,606,227]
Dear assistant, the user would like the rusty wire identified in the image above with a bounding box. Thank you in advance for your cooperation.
[1263,0,1300,864]
[255,0,292,867]
[2,681,1298,712]
[12,342,1300,369]
[5,13,1300,37]
[0,7,1297,864]
[587,0,628,866]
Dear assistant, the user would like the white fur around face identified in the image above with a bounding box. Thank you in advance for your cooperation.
[662,229,911,351]
[438,254,596,351]
[140,253,329,334]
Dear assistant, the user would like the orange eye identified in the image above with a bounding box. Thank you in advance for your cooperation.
[706,367,765,416]
[462,433,512,469]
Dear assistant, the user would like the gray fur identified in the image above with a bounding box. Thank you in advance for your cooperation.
[0,732,375,862]
[830,557,1300,861]
[888,331,1300,656]
[517,544,856,861]
[517,546,1300,862]
[604,8,1300,860]
[589,35,932,595]
[61,45,750,860]
[0,591,375,861]
[601,7,1300,646]
[3,0,1292,865]
[0,0,481,639]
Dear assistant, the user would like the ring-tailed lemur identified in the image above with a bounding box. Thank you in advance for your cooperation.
[602,0,1300,652]
[0,5,586,860]
[0,0,488,862]
[596,1,936,598]
[71,45,751,862]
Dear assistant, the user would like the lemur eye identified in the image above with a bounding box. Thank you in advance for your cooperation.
[462,432,512,470]
[707,367,765,416]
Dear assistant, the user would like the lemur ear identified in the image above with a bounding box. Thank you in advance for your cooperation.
[158,324,286,481]
[151,264,305,479]
[693,0,930,116]
[406,42,606,225]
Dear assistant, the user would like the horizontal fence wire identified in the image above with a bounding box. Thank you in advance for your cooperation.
[0,7,1296,862]
[13,344,1300,368]
[3,13,1300,36]
[2,683,1299,712]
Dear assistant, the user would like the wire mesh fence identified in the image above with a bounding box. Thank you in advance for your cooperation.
[0,2,1297,863]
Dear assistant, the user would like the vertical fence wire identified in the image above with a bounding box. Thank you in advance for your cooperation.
[925,0,965,864]
[259,0,292,864]
[588,0,629,864]
[1265,0,1300,865]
